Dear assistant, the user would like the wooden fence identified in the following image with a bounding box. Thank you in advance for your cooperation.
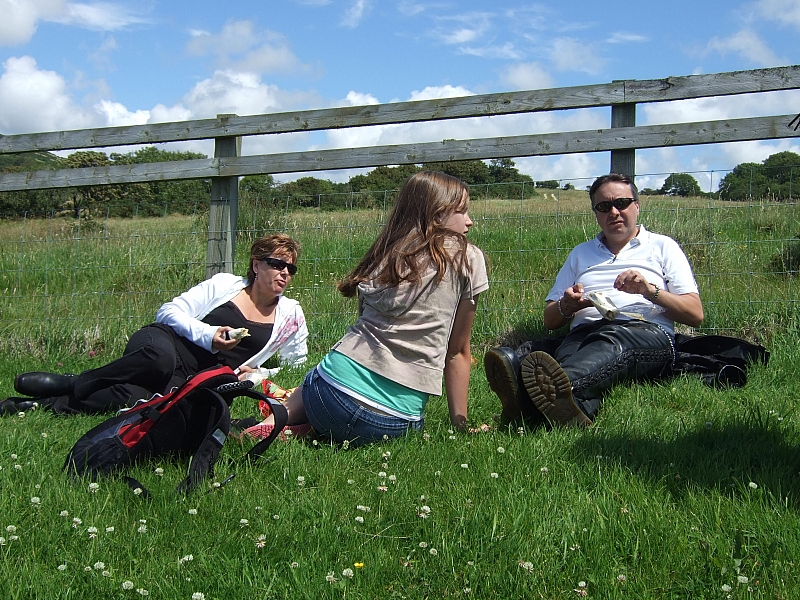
[2,65,800,275]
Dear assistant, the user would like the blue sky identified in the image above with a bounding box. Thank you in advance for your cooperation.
[1,0,799,191]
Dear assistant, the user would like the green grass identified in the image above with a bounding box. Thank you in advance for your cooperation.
[1,192,800,598]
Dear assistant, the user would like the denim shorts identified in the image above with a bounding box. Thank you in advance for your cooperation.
[301,367,423,447]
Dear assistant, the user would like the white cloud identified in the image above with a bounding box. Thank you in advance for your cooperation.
[343,91,380,106]
[705,29,783,66]
[398,1,427,17]
[460,42,521,60]
[408,85,474,101]
[754,0,800,28]
[0,55,95,133]
[94,99,149,126]
[0,0,65,46]
[499,62,554,90]
[642,89,800,125]
[52,2,151,30]
[341,0,371,28]
[549,37,604,74]
[186,20,310,75]
[444,27,481,44]
[432,12,491,46]
[606,31,648,44]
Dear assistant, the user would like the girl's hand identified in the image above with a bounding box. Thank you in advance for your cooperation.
[211,326,241,351]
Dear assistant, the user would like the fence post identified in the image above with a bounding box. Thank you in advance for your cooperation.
[206,114,241,278]
[610,99,636,178]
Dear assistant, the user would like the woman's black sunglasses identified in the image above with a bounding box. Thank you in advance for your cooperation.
[592,198,637,213]
[261,257,298,275]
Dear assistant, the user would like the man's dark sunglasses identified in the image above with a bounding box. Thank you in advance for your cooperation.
[261,257,298,275]
[592,198,637,213]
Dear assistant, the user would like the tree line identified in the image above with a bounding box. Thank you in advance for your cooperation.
[1,148,797,218]
[643,151,800,200]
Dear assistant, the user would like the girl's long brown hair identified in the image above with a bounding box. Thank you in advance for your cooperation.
[338,171,471,297]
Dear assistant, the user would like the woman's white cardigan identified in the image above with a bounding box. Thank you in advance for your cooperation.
[155,272,308,370]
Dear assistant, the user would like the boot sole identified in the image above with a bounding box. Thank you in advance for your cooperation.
[520,351,592,427]
[484,349,524,425]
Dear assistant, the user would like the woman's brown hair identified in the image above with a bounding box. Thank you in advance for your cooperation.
[338,171,471,297]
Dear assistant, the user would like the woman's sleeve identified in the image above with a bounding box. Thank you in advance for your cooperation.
[154,275,227,352]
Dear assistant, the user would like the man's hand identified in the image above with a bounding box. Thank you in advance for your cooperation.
[614,269,654,298]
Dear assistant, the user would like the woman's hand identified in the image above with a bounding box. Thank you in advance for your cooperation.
[211,326,243,352]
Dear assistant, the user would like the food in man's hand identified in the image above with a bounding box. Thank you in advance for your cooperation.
[585,291,618,320]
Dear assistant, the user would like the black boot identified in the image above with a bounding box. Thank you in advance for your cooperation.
[14,372,76,398]
[0,397,41,415]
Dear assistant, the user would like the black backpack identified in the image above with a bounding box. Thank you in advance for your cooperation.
[64,365,288,495]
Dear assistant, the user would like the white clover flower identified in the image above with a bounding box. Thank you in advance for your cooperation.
[14,465,22,470]
[418,541,428,548]
[122,581,134,590]
[290,562,299,569]
[540,467,549,473]
[212,482,221,488]
[326,571,337,583]
[240,519,249,527]
[722,584,732,592]
[422,432,430,441]
[519,561,534,572]
[490,472,499,479]
[133,488,143,496]
[272,514,280,520]
[355,516,364,523]
[577,581,587,588]
[41,432,48,438]
[59,510,69,517]
[342,568,354,578]
[93,561,105,570]
[137,524,147,533]
[72,518,82,527]
[179,555,194,564]
[356,505,371,512]
[10,454,17,460]
[388,474,397,482]
[106,526,114,533]
[6,525,16,533]
[461,463,468,469]
[429,548,438,556]
[0,537,6,546]
[255,535,267,548]
[748,482,758,489]
[87,526,98,535]
[297,476,306,486]
[30,497,40,506]
[347,479,355,484]
[434,470,441,476]
[154,468,164,477]
[378,471,387,478]
[382,451,391,460]
[188,509,198,515]
[84,566,92,572]
[88,482,100,493]
[464,588,471,594]
[617,574,627,582]
[8,535,18,541]
[342,440,350,449]
[192,594,206,600]
[139,519,146,524]
[57,564,67,571]
[737,575,749,584]
[17,412,25,418]
[448,435,456,440]
[382,463,388,469]
[136,589,149,596]
[497,447,505,454]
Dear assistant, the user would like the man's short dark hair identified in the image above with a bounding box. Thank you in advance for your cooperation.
[589,173,639,205]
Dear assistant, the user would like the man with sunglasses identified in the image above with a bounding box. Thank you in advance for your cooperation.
[485,173,704,427]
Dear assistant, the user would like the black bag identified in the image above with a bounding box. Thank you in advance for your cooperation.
[64,365,288,495]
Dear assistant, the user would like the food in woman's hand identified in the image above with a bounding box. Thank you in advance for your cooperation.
[226,327,250,340]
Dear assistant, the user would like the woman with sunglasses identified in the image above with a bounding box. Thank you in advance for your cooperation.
[6,234,308,414]
[247,171,489,446]
[485,173,703,428]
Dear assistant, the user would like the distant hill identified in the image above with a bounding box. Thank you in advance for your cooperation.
[0,151,60,172]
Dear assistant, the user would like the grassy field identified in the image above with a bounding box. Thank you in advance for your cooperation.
[1,190,799,598]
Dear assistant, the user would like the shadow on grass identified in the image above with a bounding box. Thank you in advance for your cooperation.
[570,414,800,504]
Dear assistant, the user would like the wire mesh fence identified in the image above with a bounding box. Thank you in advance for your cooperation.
[0,172,798,360]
